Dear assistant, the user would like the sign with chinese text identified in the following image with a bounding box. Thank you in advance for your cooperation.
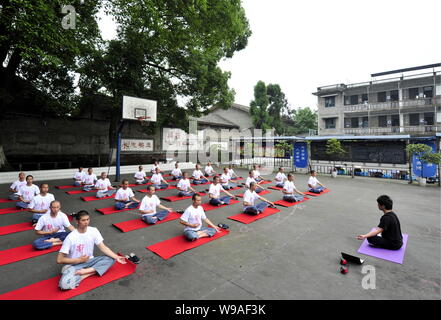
[294,142,308,168]
[121,139,154,152]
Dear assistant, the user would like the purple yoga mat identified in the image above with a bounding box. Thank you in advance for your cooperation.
[357,233,409,264]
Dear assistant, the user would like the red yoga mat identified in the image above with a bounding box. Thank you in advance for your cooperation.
[268,186,284,191]
[138,186,177,193]
[160,192,206,202]
[127,182,151,187]
[0,255,136,300]
[81,194,115,202]
[146,229,230,259]
[274,197,310,207]
[113,212,181,232]
[55,185,81,190]
[0,198,17,203]
[0,222,33,236]
[236,190,271,198]
[303,189,330,197]
[190,181,211,186]
[228,207,281,224]
[201,199,240,212]
[95,204,140,215]
[0,244,61,266]
[0,207,24,215]
[257,180,272,185]
[66,189,95,195]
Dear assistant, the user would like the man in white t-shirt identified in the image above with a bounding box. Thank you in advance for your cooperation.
[94,172,116,198]
[244,171,265,193]
[9,172,26,200]
[274,167,287,188]
[177,172,198,197]
[171,162,183,180]
[220,167,237,190]
[28,183,56,224]
[82,168,97,191]
[150,161,160,176]
[180,194,221,241]
[227,164,240,180]
[114,179,140,210]
[204,162,217,177]
[209,176,236,206]
[150,167,169,190]
[33,200,75,250]
[134,165,148,185]
[252,164,264,182]
[282,173,306,202]
[243,182,275,215]
[16,175,40,209]
[192,164,209,185]
[308,170,326,193]
[73,167,86,187]
[139,185,173,224]
[57,210,126,290]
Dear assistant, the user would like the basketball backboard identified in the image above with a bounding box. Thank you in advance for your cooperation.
[122,95,157,122]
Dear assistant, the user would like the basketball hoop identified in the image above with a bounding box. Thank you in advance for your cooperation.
[137,116,151,127]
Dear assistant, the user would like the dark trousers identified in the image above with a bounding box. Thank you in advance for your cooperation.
[367,236,402,250]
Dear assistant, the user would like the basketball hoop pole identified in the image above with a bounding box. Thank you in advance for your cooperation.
[115,120,124,182]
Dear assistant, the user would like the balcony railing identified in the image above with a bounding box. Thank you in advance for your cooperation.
[344,125,441,135]
[343,98,435,113]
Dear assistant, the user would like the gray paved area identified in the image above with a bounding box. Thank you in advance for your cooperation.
[0,168,440,299]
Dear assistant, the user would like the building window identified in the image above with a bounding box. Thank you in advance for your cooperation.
[424,112,434,125]
[344,95,358,105]
[409,113,420,126]
[391,114,399,127]
[344,118,351,128]
[351,117,359,128]
[361,94,368,103]
[390,90,399,101]
[325,118,336,129]
[377,92,387,103]
[362,116,369,128]
[423,86,433,98]
[378,115,387,127]
[408,87,419,99]
[324,96,335,107]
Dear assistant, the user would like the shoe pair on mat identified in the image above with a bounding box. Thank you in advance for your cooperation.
[125,253,140,264]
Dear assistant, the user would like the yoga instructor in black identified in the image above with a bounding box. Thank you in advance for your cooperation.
[356,195,403,250]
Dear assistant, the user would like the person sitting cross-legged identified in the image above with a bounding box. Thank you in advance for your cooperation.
[57,210,126,290]
[9,172,27,200]
[252,164,264,182]
[150,161,160,177]
[227,164,240,180]
[208,176,236,206]
[220,167,237,190]
[243,182,275,215]
[139,186,173,224]
[16,175,40,209]
[308,170,327,193]
[150,167,169,190]
[180,194,221,241]
[33,201,75,250]
[192,164,209,185]
[282,173,306,202]
[82,168,97,191]
[114,180,140,210]
[73,167,86,187]
[244,170,265,193]
[356,195,403,250]
[171,162,183,181]
[28,183,55,224]
[204,161,218,177]
[134,165,148,185]
[274,167,287,188]
[177,172,198,197]
[94,172,116,198]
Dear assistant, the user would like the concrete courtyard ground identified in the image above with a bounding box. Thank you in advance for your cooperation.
[0,168,439,300]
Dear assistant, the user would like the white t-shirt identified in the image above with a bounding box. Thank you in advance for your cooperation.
[17,185,40,202]
[177,179,191,191]
[220,173,230,184]
[227,168,235,178]
[192,170,204,179]
[205,166,214,175]
[253,170,261,179]
[181,205,206,231]
[275,172,287,182]
[171,168,182,177]
[209,183,222,198]
[283,180,296,194]
[10,180,27,193]
[308,176,320,188]
[134,171,146,181]
[95,178,111,190]
[139,195,161,216]
[59,227,104,260]
[151,165,159,173]
[245,177,257,188]
[82,174,97,186]
[35,211,71,233]
[74,171,85,181]
[28,193,55,212]
[150,173,163,185]
[243,189,260,207]
[115,188,134,201]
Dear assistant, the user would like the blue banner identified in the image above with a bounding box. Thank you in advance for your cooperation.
[294,142,308,168]
[412,141,437,178]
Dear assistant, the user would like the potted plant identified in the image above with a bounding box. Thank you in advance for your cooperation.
[406,143,441,186]
[325,138,346,178]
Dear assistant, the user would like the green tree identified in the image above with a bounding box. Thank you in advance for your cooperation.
[250,80,271,133]
[326,138,346,168]
[267,83,288,135]
[406,143,441,179]
[283,107,317,135]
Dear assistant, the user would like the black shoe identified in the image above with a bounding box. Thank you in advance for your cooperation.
[269,204,277,209]
[128,253,140,264]
[176,209,184,214]
[218,223,229,230]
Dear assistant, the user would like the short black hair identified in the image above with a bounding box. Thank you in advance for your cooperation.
[147,185,155,191]
[192,193,201,201]
[213,175,219,182]
[249,182,256,188]
[122,179,129,184]
[287,173,293,178]
[310,170,316,174]
[40,183,49,188]
[377,195,393,210]
[26,175,33,180]
[73,210,90,220]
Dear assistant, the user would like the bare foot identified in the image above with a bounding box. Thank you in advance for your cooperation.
[75,268,95,276]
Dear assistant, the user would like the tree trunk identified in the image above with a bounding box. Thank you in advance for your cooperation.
[0,145,12,171]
